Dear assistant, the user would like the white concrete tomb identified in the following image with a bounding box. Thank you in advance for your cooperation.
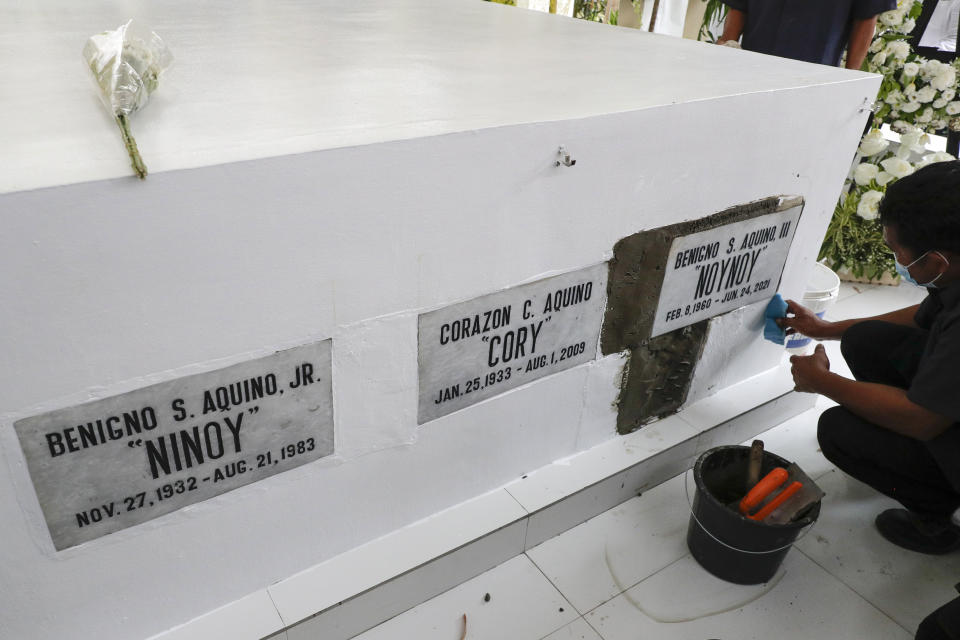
[0,1,878,638]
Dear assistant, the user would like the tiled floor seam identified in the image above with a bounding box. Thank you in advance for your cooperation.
[264,588,288,639]
[504,486,532,517]
[580,612,607,640]
[514,551,588,640]
[793,545,914,636]
[673,413,701,435]
[533,616,587,640]
[525,550,584,618]
[523,494,698,636]
[580,553,693,620]
[504,490,533,551]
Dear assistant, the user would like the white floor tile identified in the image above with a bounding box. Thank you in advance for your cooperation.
[540,618,602,640]
[837,281,879,302]
[586,552,911,640]
[826,282,927,322]
[350,555,577,640]
[526,475,690,614]
[794,469,960,633]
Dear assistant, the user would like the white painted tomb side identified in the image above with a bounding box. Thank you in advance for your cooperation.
[0,1,879,638]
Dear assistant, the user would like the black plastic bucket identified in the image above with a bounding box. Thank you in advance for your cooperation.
[686,445,820,585]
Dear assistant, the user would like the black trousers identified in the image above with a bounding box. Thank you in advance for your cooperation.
[917,594,960,640]
[817,321,960,518]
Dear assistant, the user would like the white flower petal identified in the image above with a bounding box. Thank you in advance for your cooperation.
[858,130,890,156]
[901,101,922,113]
[881,156,916,178]
[916,86,937,103]
[856,190,884,220]
[853,162,880,186]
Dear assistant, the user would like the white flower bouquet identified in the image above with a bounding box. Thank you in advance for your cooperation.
[866,0,960,134]
[821,0,959,280]
[83,20,172,179]
[820,128,955,279]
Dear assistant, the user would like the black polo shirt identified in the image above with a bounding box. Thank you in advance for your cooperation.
[722,0,897,66]
[910,283,960,489]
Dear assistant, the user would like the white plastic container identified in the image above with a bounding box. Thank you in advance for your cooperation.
[786,262,841,355]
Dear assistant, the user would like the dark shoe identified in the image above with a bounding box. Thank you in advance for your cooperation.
[875,509,960,555]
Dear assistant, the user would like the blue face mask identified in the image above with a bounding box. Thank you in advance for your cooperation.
[895,250,948,288]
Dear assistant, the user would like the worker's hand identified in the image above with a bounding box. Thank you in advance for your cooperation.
[776,299,834,339]
[790,343,830,393]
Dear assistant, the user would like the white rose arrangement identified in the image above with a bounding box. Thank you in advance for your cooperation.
[822,0,960,280]
[820,128,955,279]
[866,0,960,134]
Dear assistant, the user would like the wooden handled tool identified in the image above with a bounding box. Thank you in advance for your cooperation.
[747,440,764,491]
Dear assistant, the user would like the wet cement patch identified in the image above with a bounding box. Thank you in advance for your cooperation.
[614,322,708,434]
[601,196,789,434]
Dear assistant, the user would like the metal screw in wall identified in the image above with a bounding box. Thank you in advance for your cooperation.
[556,146,576,167]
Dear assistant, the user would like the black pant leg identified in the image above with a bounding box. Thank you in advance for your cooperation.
[840,320,928,387]
[917,610,953,640]
[917,595,960,640]
[818,406,960,517]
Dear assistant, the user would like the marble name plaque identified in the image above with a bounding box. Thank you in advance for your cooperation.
[651,202,803,337]
[15,340,334,550]
[418,264,608,424]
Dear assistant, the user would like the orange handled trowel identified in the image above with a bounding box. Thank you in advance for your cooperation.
[739,464,824,525]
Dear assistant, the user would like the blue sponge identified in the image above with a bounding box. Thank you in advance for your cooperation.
[763,294,789,344]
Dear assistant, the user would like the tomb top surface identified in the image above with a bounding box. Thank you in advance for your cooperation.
[2,0,872,194]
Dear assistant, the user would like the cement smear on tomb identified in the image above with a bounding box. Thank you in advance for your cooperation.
[602,196,799,434]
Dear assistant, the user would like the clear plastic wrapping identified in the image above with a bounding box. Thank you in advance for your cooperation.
[83,20,172,178]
